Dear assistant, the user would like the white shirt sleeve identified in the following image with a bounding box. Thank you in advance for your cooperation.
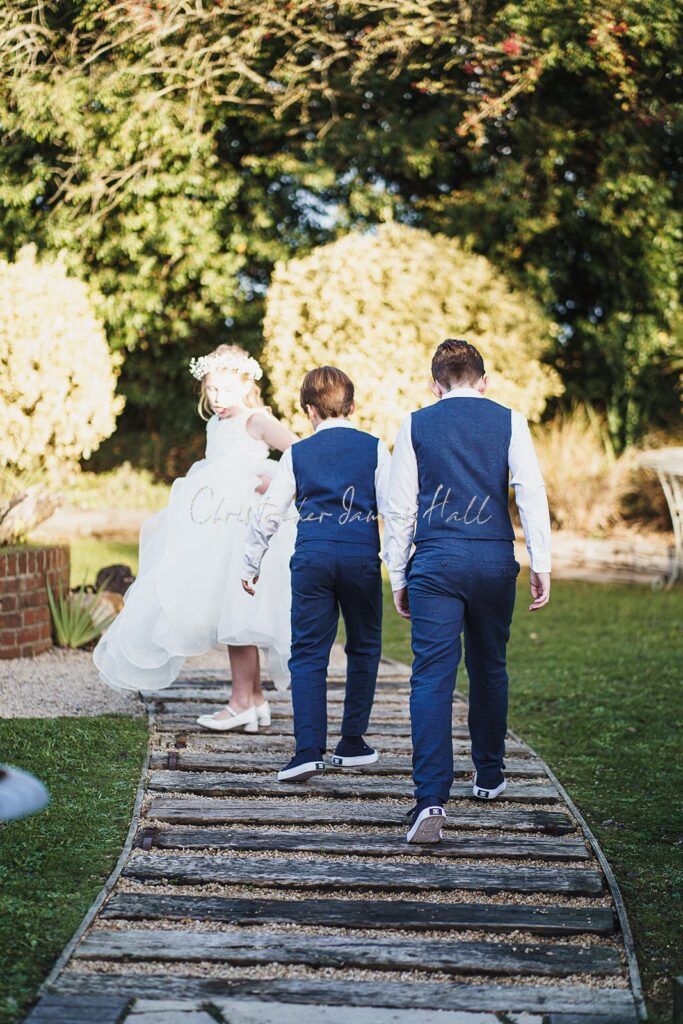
[382,415,419,591]
[374,438,392,532]
[509,411,552,573]
[242,446,297,579]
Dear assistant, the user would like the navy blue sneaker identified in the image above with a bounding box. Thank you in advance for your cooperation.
[472,771,507,800]
[277,748,326,782]
[331,736,379,768]
[406,796,447,844]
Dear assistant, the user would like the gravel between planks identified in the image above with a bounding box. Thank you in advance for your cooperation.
[115,879,615,908]
[90,918,624,949]
[68,959,630,990]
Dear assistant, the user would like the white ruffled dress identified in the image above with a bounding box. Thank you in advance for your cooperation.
[93,409,296,692]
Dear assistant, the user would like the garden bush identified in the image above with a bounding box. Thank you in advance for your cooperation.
[263,223,563,441]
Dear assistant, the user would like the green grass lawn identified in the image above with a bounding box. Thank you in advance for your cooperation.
[0,716,148,1024]
[380,574,683,1024]
[69,539,139,588]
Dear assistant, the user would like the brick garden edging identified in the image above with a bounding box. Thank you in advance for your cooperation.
[0,544,70,659]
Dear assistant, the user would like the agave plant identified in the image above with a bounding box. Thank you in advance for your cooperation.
[45,574,117,649]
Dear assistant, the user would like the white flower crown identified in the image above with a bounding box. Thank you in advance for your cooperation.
[188,351,263,381]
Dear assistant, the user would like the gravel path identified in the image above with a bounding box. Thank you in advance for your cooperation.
[0,646,240,720]
[0,647,144,718]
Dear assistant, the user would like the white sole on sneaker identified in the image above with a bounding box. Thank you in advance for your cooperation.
[406,806,447,844]
[330,750,379,768]
[473,776,507,800]
[277,761,326,783]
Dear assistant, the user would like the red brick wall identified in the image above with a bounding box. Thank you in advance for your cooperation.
[0,545,70,659]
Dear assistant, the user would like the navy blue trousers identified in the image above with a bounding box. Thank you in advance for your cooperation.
[406,538,520,803]
[288,541,383,754]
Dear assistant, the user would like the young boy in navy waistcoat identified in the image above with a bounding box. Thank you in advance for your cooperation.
[384,340,552,843]
[242,366,391,781]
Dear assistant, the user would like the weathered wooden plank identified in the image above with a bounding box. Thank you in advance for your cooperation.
[173,668,413,685]
[150,690,411,709]
[173,664,413,681]
[147,770,559,804]
[101,892,616,936]
[148,797,575,834]
[52,973,638,1019]
[171,737,532,761]
[154,700,417,724]
[136,826,590,861]
[153,701,419,725]
[76,928,622,977]
[156,716,463,737]
[168,733,533,757]
[23,994,130,1023]
[124,853,603,895]
[148,751,547,779]
[162,683,410,704]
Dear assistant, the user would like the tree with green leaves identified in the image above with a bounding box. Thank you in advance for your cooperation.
[0,0,679,451]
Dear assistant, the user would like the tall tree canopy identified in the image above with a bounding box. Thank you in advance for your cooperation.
[0,0,680,449]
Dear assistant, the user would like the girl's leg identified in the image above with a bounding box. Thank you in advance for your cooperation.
[228,644,259,711]
[236,644,266,705]
[209,644,259,719]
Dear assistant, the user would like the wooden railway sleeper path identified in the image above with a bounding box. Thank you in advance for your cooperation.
[26,652,645,1024]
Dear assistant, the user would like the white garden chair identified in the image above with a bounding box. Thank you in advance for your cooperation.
[638,447,683,589]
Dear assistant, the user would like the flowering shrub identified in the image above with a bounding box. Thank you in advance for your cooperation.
[0,245,124,471]
[532,404,636,534]
[263,223,563,441]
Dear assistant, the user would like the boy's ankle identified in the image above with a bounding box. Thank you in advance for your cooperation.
[296,746,324,761]
[339,735,365,753]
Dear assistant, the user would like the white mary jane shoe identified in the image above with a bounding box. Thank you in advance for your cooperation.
[254,700,271,727]
[196,705,258,733]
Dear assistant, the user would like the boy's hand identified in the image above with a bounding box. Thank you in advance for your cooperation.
[393,587,411,620]
[241,575,259,596]
[529,570,550,611]
[255,474,271,495]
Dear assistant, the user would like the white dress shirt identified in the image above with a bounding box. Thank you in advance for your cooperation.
[242,418,392,579]
[383,387,552,590]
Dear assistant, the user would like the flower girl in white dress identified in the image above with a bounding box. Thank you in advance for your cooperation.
[93,344,298,733]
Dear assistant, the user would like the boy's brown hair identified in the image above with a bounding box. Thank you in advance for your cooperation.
[300,366,355,419]
[431,339,485,389]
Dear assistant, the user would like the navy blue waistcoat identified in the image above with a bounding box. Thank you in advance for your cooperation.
[411,397,514,544]
[291,426,380,550]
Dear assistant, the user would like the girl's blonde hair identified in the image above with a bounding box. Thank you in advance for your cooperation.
[195,344,269,421]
